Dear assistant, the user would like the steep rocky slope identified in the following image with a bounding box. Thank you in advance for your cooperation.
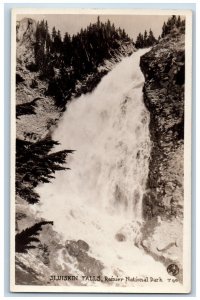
[140,29,185,280]
[140,30,185,220]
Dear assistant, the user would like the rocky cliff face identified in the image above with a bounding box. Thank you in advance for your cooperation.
[140,30,185,221]
[16,18,58,143]
[17,18,36,44]
[139,30,185,281]
[16,18,36,66]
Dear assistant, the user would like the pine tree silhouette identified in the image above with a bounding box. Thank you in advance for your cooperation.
[34,17,133,107]
[147,28,157,46]
[135,29,157,49]
[16,137,74,204]
[143,30,148,47]
[161,15,185,38]
[15,221,53,253]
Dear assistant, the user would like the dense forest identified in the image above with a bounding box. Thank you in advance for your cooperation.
[161,15,185,38]
[135,29,157,49]
[135,15,185,49]
[30,16,132,108]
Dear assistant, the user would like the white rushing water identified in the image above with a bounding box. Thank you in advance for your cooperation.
[36,49,176,287]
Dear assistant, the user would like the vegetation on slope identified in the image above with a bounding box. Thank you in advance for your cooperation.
[30,16,133,107]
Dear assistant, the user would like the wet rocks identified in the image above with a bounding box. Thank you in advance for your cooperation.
[65,239,89,256]
[115,233,126,242]
[140,31,185,220]
[77,239,90,252]
[65,240,81,257]
[65,240,104,276]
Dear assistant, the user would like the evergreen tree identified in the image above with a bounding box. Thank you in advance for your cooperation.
[63,32,72,65]
[34,17,133,107]
[16,137,74,204]
[135,29,157,49]
[176,15,181,28]
[161,21,167,38]
[147,28,157,46]
[97,16,100,28]
[168,15,177,28]
[54,30,62,53]
[180,18,185,33]
[143,30,148,47]
[15,221,53,253]
[34,20,51,70]
[161,15,184,38]
[135,32,144,48]
[51,26,57,42]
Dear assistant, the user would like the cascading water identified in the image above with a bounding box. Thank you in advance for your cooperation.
[36,49,177,286]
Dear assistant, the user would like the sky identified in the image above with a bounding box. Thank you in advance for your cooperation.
[17,14,171,41]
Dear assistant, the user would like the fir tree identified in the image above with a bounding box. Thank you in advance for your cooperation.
[161,22,167,38]
[135,29,157,49]
[15,221,53,253]
[143,30,148,47]
[176,15,181,28]
[51,26,57,42]
[161,15,184,38]
[54,30,62,53]
[135,32,144,48]
[147,28,157,46]
[16,137,74,204]
[97,16,100,28]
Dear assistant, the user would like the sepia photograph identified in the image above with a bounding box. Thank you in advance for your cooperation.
[10,8,192,293]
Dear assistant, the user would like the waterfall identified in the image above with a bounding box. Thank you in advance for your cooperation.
[36,48,161,279]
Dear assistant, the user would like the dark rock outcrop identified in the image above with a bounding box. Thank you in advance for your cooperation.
[65,240,103,276]
[16,18,36,45]
[140,31,185,221]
